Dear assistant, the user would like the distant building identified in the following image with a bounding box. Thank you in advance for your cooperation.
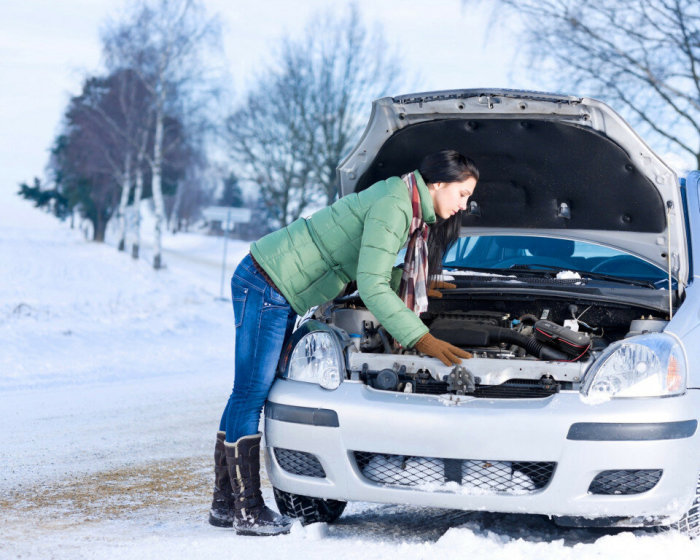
[202,206,252,237]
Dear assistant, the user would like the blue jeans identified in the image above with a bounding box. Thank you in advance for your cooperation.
[219,254,297,442]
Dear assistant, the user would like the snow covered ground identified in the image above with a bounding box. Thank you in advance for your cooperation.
[2,190,700,559]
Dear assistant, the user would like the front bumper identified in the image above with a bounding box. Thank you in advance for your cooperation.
[264,380,700,525]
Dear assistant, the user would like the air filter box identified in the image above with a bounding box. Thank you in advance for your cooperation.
[534,320,591,358]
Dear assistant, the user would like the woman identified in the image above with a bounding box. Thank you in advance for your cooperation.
[209,149,479,535]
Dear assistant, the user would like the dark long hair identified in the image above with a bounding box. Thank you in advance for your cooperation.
[418,150,480,277]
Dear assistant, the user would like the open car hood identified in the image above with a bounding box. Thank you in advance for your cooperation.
[338,89,688,289]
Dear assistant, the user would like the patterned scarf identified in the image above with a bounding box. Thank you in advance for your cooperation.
[399,172,430,316]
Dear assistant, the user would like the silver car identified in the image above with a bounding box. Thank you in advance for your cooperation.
[263,89,700,537]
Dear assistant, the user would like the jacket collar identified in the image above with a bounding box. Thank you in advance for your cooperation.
[413,170,436,224]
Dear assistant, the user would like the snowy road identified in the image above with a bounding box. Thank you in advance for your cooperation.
[2,193,699,559]
[137,227,250,299]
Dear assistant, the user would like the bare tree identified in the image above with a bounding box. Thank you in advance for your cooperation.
[164,130,215,233]
[294,4,403,204]
[467,0,700,168]
[227,4,403,228]
[227,71,318,228]
[102,0,222,268]
[167,163,215,233]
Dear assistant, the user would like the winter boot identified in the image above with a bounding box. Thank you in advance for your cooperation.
[208,431,235,527]
[225,433,293,536]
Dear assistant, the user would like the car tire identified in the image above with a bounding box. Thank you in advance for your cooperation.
[670,474,700,538]
[273,487,347,524]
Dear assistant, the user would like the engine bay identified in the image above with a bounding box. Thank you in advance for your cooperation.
[318,294,669,398]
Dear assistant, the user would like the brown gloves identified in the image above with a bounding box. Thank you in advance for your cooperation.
[414,333,472,366]
[414,280,467,365]
[427,280,457,299]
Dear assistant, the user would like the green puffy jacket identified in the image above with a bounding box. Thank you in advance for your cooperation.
[250,171,436,348]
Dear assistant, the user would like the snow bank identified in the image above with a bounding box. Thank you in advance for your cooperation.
[0,193,239,492]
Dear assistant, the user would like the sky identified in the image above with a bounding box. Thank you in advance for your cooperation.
[0,0,531,196]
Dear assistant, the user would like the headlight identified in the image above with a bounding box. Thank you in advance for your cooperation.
[581,333,686,402]
[285,331,343,390]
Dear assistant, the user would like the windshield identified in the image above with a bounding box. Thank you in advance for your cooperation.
[443,235,668,283]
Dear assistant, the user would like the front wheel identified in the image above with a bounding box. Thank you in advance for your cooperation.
[273,487,346,524]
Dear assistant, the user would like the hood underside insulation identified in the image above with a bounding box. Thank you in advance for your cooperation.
[355,119,665,233]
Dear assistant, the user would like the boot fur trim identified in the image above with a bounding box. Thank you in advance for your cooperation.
[224,432,262,446]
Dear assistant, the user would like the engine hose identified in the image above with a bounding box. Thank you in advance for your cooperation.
[518,313,539,325]
[377,327,393,354]
[483,326,568,361]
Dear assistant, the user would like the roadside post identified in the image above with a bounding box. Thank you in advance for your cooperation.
[202,206,252,300]
[220,209,231,300]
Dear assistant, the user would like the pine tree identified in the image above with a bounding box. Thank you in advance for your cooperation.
[219,173,244,207]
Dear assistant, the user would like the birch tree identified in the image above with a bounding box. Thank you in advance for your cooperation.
[102,0,222,268]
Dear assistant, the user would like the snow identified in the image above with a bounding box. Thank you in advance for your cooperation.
[2,189,700,558]
[556,270,582,280]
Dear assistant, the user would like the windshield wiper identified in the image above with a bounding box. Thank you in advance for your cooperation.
[446,264,658,288]
[503,263,658,288]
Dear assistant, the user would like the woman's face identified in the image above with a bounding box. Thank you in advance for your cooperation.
[429,177,477,220]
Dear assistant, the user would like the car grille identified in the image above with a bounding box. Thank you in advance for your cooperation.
[354,451,555,494]
[474,379,559,398]
[413,378,560,398]
[413,378,450,394]
[588,469,663,495]
[273,448,326,478]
